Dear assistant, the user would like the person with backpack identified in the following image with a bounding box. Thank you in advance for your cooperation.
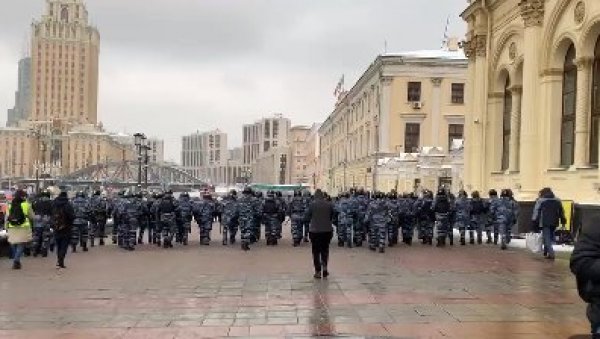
[469,191,487,244]
[262,191,280,246]
[52,191,75,269]
[6,189,34,270]
[432,188,453,247]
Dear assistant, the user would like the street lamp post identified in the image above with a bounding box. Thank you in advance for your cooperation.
[133,133,146,190]
[143,144,151,188]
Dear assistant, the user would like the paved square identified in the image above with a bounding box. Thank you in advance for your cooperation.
[0,227,588,338]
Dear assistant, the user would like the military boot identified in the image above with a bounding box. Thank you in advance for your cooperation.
[338,240,344,247]
[71,244,77,253]
[230,236,236,245]
[460,237,466,246]
[406,237,412,246]
[436,237,446,247]
[241,242,250,251]
[99,239,105,246]
[369,245,376,251]
[493,233,498,245]
[378,247,385,253]
[137,237,143,245]
[448,235,454,246]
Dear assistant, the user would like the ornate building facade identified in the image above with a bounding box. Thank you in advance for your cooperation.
[319,44,468,194]
[462,0,600,202]
[0,0,137,181]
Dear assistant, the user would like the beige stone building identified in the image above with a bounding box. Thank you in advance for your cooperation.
[319,45,468,194]
[0,0,137,181]
[305,124,322,190]
[251,146,291,185]
[287,126,311,185]
[31,0,99,125]
[461,0,600,202]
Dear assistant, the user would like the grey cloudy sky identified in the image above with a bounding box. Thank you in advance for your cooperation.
[0,0,466,162]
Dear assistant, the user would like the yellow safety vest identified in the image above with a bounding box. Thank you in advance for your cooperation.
[7,202,31,228]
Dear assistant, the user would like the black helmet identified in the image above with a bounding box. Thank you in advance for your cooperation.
[472,191,480,199]
[136,192,143,199]
[243,187,253,195]
[489,189,498,197]
[76,191,86,198]
[458,190,468,198]
[180,192,190,198]
[94,190,101,196]
[437,187,446,196]
[500,189,510,198]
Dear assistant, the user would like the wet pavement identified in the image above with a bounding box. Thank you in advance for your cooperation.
[0,226,589,338]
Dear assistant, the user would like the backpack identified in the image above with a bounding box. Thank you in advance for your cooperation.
[53,206,69,232]
[8,202,26,226]
[435,196,450,214]
[471,199,485,215]
[263,199,278,214]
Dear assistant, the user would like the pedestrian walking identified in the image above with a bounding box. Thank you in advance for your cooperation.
[531,187,566,260]
[305,189,334,279]
[6,189,34,270]
[52,191,75,269]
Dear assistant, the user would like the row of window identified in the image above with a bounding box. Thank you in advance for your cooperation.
[404,123,464,153]
[407,82,465,104]
[501,37,600,169]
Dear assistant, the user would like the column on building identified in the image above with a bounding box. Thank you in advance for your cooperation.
[431,78,443,146]
[508,86,522,172]
[574,57,594,167]
[518,0,544,198]
[378,76,393,153]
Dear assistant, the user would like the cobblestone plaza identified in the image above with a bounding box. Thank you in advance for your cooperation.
[0,227,588,338]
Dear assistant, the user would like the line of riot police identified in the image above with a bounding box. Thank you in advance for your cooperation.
[332,187,519,253]
[26,185,519,255]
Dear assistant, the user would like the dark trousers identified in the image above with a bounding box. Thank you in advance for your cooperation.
[309,231,333,273]
[55,235,70,266]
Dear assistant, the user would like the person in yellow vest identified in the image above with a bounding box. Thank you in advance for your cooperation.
[6,189,35,270]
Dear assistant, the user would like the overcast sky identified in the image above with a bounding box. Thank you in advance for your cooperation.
[0,0,466,162]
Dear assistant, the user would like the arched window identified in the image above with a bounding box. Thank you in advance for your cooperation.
[591,37,600,165]
[561,44,577,167]
[501,77,511,171]
[61,6,69,22]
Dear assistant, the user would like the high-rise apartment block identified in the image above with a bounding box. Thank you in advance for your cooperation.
[243,115,291,165]
[7,58,32,127]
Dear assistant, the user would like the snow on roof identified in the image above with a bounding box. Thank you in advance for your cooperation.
[384,49,466,60]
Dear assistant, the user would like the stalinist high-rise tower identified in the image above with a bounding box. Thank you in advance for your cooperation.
[30,0,99,125]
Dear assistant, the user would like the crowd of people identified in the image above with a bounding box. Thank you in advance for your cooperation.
[0,184,543,271]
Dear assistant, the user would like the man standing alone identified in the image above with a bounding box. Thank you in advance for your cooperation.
[305,190,334,279]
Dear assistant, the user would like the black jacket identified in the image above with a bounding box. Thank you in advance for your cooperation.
[571,216,600,325]
[306,193,334,233]
[531,191,566,229]
[52,196,75,236]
